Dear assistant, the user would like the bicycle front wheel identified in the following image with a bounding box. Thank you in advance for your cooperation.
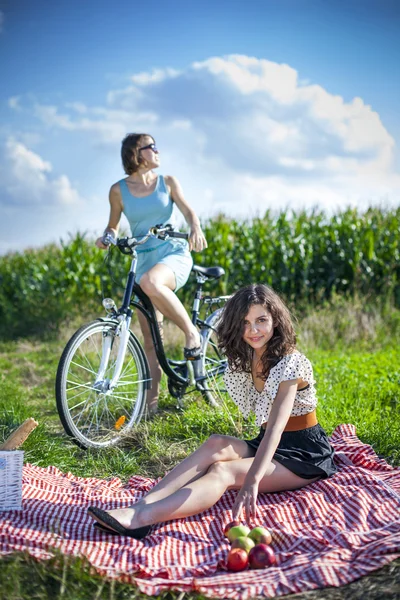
[56,319,150,449]
[199,308,228,407]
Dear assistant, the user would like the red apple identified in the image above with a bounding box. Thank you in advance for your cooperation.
[227,548,249,572]
[227,524,251,542]
[248,526,272,545]
[231,535,255,553]
[223,520,241,537]
[248,544,276,569]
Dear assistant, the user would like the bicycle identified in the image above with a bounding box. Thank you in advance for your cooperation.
[55,224,230,449]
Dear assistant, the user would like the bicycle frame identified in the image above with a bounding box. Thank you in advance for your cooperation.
[131,272,220,386]
[132,279,230,388]
[131,285,188,384]
[100,231,228,392]
[102,246,189,387]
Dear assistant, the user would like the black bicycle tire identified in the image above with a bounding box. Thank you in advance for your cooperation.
[55,319,150,449]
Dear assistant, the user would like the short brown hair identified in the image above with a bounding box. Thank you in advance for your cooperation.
[217,284,297,379]
[121,133,155,175]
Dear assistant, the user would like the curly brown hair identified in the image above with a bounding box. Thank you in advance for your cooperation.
[121,133,155,175]
[217,284,296,380]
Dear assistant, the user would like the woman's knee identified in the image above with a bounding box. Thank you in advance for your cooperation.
[139,273,159,296]
[202,434,234,460]
[207,460,233,484]
[140,271,172,297]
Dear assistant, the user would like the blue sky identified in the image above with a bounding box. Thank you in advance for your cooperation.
[0,0,399,253]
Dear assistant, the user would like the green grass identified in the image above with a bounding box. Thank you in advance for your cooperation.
[0,303,399,599]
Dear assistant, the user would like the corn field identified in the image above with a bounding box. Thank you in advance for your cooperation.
[0,207,399,339]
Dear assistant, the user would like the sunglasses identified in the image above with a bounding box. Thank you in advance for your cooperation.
[139,143,158,152]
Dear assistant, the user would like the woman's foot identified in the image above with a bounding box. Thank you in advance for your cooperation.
[146,399,158,417]
[89,504,148,529]
[88,507,151,539]
[184,329,202,360]
[108,506,144,528]
[184,346,202,360]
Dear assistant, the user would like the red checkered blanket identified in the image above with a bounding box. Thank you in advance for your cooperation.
[1,424,399,599]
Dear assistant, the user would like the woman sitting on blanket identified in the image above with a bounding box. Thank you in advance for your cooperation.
[88,284,337,538]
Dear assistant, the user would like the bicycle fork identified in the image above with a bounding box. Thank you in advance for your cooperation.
[93,314,132,392]
[94,255,137,392]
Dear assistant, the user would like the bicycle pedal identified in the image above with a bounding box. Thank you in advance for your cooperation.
[183,346,202,361]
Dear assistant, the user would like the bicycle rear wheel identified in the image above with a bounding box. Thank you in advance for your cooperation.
[199,308,228,406]
[56,319,150,449]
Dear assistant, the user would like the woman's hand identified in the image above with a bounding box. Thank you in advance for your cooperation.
[95,236,109,249]
[231,479,259,525]
[188,226,208,252]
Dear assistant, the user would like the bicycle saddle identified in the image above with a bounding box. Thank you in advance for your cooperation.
[192,265,225,280]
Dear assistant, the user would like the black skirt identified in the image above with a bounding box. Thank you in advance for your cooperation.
[245,423,337,479]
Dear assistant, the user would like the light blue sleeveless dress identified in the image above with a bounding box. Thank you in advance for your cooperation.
[119,175,193,291]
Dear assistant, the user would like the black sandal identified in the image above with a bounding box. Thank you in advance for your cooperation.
[184,346,202,361]
[88,506,151,540]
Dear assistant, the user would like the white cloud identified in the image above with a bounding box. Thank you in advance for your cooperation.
[103,54,399,214]
[65,101,88,114]
[0,138,108,254]
[29,54,397,183]
[194,55,299,104]
[33,102,158,144]
[3,138,81,205]
[4,54,399,254]
[101,55,396,182]
[7,138,52,174]
[131,67,180,85]
[8,96,21,110]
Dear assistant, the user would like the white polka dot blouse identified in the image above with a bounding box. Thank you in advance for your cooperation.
[223,352,317,427]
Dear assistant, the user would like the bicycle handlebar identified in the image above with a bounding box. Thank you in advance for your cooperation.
[102,224,189,254]
[150,224,189,241]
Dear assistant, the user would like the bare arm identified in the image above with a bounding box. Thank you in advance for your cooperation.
[165,175,207,252]
[95,184,123,249]
[232,379,299,522]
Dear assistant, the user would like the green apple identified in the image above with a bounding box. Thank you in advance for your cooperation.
[231,535,255,553]
[227,525,251,542]
[223,520,241,537]
[248,526,272,545]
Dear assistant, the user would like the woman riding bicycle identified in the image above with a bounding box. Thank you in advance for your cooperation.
[96,133,208,415]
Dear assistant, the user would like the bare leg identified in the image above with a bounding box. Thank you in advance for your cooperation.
[101,435,252,527]
[139,264,200,349]
[106,458,320,529]
[141,435,253,504]
[137,309,163,415]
